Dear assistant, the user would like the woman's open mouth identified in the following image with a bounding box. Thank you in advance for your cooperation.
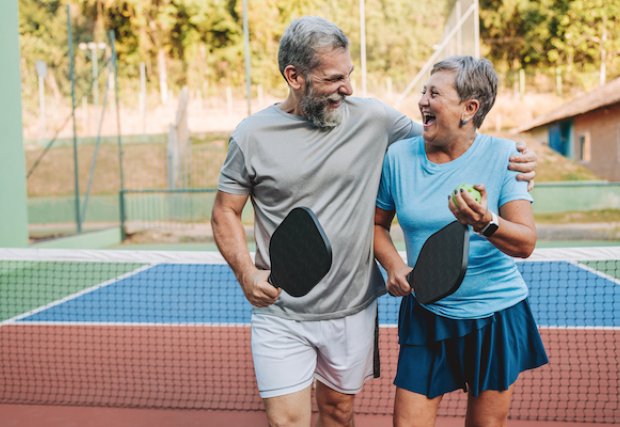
[422,112,436,127]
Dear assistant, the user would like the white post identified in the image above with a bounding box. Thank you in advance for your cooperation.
[474,0,480,58]
[35,60,47,141]
[242,0,252,116]
[139,62,146,135]
[456,0,462,54]
[78,41,106,107]
[90,42,99,106]
[359,0,367,97]
[158,49,169,104]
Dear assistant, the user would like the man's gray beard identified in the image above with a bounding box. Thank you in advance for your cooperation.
[300,89,344,129]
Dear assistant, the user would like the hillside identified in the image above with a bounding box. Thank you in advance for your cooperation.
[24,91,601,198]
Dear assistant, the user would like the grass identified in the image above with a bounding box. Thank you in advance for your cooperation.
[535,209,620,224]
[26,131,229,197]
[26,129,616,228]
[26,130,599,196]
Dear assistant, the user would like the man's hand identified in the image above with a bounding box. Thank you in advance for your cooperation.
[240,268,281,307]
[509,141,538,191]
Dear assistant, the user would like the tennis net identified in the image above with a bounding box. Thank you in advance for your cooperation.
[0,247,618,423]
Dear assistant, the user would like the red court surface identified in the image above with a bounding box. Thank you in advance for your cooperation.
[2,325,617,423]
[0,405,614,427]
[0,405,620,427]
[2,250,618,426]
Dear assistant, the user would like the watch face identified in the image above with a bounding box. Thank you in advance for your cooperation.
[482,222,499,237]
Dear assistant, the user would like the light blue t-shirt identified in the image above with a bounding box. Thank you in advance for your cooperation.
[376,134,533,319]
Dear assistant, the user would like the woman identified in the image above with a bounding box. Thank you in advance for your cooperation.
[374,56,548,427]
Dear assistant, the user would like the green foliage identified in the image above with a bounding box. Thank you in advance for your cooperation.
[480,0,620,86]
[18,0,620,104]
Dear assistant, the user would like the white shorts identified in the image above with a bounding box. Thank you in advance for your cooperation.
[251,301,378,399]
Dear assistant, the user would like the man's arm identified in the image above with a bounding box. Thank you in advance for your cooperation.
[510,142,538,191]
[211,191,280,307]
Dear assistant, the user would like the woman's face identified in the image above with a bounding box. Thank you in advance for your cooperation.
[418,69,466,146]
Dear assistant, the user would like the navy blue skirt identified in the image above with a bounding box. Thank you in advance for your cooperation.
[394,298,548,398]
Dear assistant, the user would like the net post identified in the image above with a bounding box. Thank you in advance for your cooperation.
[108,30,126,203]
[119,189,127,241]
[66,4,82,234]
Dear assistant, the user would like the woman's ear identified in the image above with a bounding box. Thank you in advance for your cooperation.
[283,65,304,91]
[461,98,480,124]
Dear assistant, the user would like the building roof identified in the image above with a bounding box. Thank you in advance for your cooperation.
[518,77,620,132]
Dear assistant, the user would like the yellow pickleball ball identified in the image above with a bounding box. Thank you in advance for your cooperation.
[452,184,481,208]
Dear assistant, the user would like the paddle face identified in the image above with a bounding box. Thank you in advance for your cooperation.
[407,221,469,304]
[268,207,332,297]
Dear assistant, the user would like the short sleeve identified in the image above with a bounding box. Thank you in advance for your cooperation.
[376,152,396,211]
[375,100,422,146]
[499,145,534,207]
[217,138,251,195]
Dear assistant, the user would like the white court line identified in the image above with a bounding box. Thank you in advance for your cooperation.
[1,264,155,325]
[7,321,618,331]
[10,321,251,328]
[572,260,620,286]
[0,248,230,264]
[377,324,618,330]
[539,325,619,331]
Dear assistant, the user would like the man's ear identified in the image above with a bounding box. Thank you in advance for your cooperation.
[283,65,304,90]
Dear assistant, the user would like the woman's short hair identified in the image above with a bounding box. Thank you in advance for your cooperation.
[278,16,349,79]
[431,56,498,129]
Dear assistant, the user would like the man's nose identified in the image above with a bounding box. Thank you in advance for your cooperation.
[339,78,353,96]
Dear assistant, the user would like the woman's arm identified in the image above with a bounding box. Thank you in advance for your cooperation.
[374,207,413,296]
[450,185,536,258]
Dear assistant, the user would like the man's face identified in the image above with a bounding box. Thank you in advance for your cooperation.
[300,48,354,129]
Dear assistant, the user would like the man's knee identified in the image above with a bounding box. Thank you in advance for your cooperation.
[266,410,308,427]
[264,387,312,427]
[316,382,355,426]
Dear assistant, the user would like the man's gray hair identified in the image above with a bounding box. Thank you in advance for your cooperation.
[278,16,349,79]
[431,56,498,129]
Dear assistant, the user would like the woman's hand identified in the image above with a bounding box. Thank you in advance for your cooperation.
[386,265,413,297]
[448,184,492,233]
[449,184,536,257]
[374,207,413,297]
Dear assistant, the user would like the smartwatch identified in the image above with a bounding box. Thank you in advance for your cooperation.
[479,211,499,237]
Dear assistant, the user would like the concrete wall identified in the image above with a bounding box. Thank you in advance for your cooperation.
[531,181,620,213]
[0,0,29,247]
[573,103,620,181]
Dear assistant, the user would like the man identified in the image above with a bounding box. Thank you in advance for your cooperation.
[211,16,536,427]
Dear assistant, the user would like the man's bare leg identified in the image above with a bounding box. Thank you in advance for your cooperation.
[264,386,312,427]
[315,381,355,427]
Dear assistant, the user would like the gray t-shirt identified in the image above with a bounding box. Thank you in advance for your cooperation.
[218,97,421,320]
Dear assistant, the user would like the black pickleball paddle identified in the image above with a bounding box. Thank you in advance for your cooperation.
[268,207,333,297]
[407,221,469,304]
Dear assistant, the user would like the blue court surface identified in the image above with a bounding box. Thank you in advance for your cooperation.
[16,260,620,328]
